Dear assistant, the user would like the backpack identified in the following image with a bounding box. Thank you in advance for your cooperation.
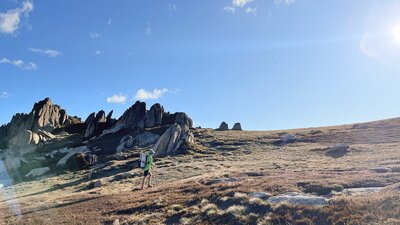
[139,153,147,168]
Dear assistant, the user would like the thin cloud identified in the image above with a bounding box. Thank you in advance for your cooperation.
[107,18,112,26]
[223,6,236,13]
[28,48,62,58]
[146,23,152,35]
[89,32,101,39]
[95,50,101,55]
[106,94,127,104]
[232,0,253,7]
[224,0,256,14]
[0,91,10,99]
[0,0,33,35]
[274,0,296,5]
[167,4,177,16]
[0,58,37,70]
[135,88,168,100]
[245,6,258,14]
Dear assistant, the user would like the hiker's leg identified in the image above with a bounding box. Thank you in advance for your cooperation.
[147,171,153,187]
[141,176,146,190]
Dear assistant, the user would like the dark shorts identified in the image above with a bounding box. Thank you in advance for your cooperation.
[143,170,150,177]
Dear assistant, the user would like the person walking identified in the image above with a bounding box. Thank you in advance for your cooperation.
[141,149,155,190]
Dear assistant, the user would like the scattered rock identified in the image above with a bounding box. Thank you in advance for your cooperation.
[112,219,120,225]
[89,180,103,189]
[216,122,229,131]
[268,192,329,206]
[370,167,392,173]
[232,123,242,131]
[281,134,297,144]
[334,187,384,196]
[248,192,271,200]
[25,167,50,178]
[326,144,350,158]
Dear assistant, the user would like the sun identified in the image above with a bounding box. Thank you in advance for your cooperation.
[391,24,400,42]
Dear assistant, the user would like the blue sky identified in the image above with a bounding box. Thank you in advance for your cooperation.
[1,0,400,130]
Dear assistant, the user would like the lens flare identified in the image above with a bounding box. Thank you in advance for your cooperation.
[391,24,400,42]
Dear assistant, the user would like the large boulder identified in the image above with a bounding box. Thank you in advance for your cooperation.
[10,130,33,147]
[56,146,90,168]
[153,123,194,157]
[25,167,50,178]
[135,132,160,146]
[232,123,242,131]
[65,152,98,170]
[216,122,229,131]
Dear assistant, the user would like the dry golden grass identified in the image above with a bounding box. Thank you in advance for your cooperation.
[1,118,400,224]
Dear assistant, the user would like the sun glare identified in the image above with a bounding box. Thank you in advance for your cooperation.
[391,24,400,42]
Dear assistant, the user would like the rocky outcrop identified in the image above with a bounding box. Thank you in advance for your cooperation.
[115,101,146,129]
[216,122,229,131]
[83,110,114,139]
[268,192,329,206]
[0,98,78,149]
[153,123,195,157]
[162,112,193,128]
[232,123,242,131]
[145,104,164,128]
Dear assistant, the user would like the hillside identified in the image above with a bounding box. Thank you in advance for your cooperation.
[1,110,400,224]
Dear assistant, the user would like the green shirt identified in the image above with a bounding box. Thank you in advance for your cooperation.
[144,153,153,171]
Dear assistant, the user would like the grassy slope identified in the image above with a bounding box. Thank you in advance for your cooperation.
[1,118,400,224]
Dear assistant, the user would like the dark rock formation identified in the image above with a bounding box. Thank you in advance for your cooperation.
[162,112,193,128]
[115,101,146,129]
[145,104,164,128]
[65,152,98,170]
[216,122,229,131]
[232,123,242,131]
[83,110,115,139]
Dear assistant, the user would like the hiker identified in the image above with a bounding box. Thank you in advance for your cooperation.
[141,149,155,190]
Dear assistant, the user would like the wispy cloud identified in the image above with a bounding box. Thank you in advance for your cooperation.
[146,23,152,35]
[0,91,10,99]
[0,58,37,70]
[106,94,127,104]
[89,32,101,39]
[232,0,253,7]
[223,6,236,13]
[95,50,101,55]
[135,88,169,100]
[274,0,296,5]
[107,18,112,26]
[245,6,258,14]
[0,0,33,35]
[28,48,62,58]
[167,4,177,16]
[224,0,256,14]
